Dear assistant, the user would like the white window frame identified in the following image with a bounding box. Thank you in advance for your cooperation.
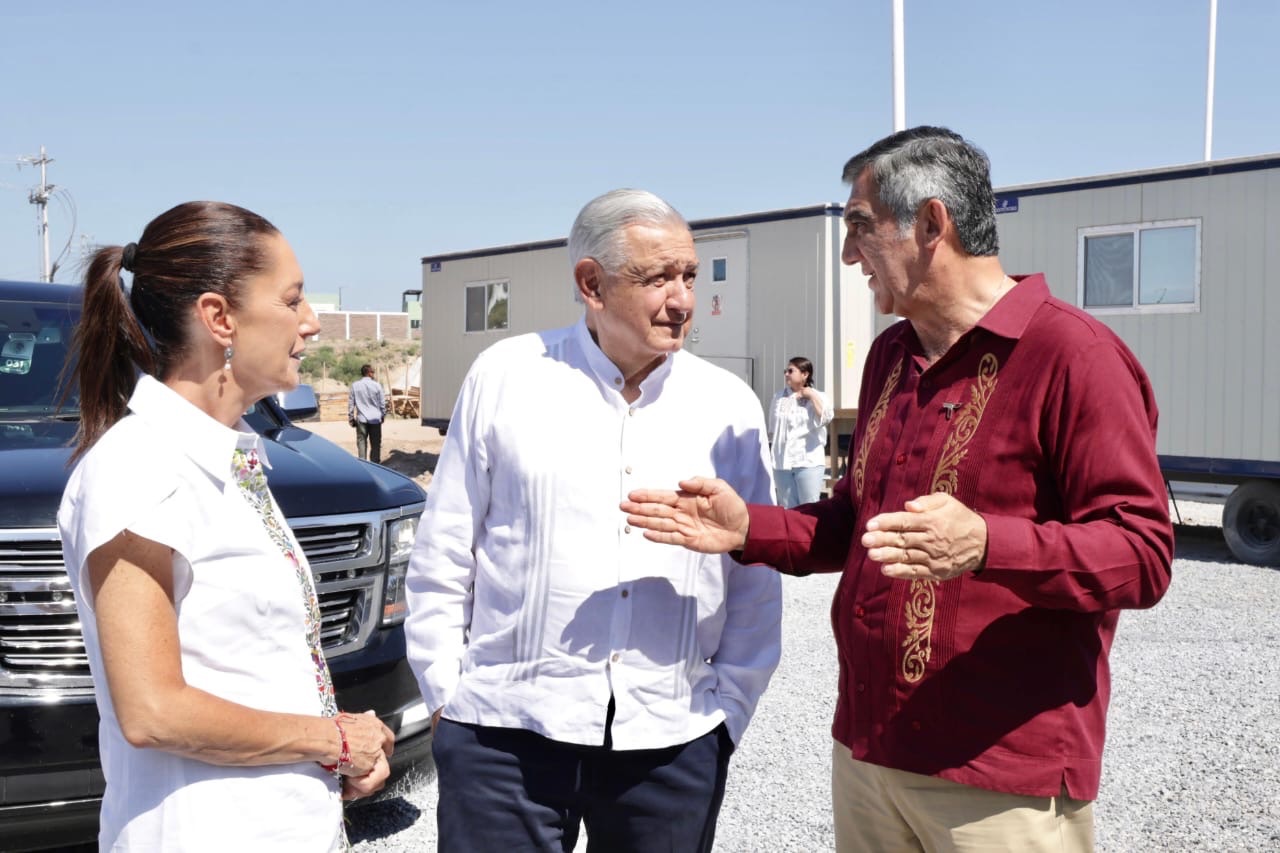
[464,278,510,333]
[1076,218,1201,315]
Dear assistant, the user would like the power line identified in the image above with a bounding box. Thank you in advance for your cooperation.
[49,187,78,282]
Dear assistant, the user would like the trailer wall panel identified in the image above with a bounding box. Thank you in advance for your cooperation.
[1264,171,1280,453]
[996,162,1279,463]
[739,216,831,406]
[420,246,576,423]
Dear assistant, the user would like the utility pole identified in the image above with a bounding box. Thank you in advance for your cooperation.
[18,146,55,282]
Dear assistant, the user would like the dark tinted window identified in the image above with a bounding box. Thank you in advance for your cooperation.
[0,298,80,413]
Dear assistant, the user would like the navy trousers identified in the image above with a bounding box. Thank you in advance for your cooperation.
[433,717,734,853]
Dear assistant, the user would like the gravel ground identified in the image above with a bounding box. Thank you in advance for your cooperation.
[350,503,1280,851]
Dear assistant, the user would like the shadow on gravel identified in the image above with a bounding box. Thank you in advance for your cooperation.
[1172,524,1235,563]
[346,761,436,843]
[383,448,440,480]
[346,795,425,844]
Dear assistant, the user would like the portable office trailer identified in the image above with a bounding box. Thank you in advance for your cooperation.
[419,203,875,439]
[993,153,1280,565]
[419,156,1280,566]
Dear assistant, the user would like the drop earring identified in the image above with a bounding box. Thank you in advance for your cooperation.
[223,346,233,371]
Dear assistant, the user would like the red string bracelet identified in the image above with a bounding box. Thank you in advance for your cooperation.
[318,716,350,772]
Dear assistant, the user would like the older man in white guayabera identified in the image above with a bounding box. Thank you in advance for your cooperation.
[404,188,781,852]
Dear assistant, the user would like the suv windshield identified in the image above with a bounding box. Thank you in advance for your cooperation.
[0,297,79,417]
[0,292,289,433]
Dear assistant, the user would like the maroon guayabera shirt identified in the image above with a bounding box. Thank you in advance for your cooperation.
[741,275,1173,800]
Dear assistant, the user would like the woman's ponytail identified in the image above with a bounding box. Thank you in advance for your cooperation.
[65,246,157,460]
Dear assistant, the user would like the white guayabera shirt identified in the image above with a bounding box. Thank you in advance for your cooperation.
[406,318,782,750]
[769,386,834,471]
[59,376,344,853]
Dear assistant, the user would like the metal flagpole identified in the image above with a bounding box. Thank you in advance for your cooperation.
[1204,0,1218,161]
[892,0,906,131]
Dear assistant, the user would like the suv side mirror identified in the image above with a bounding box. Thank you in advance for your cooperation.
[277,384,319,421]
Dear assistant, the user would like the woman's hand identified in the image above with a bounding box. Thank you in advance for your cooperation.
[337,710,396,800]
[798,386,826,419]
[336,710,395,776]
[340,753,391,801]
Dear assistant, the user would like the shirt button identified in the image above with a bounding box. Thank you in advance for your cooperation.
[895,453,907,465]
[611,653,620,663]
[621,589,629,599]
[854,606,866,619]
[628,407,636,416]
[911,720,922,732]
[625,466,633,474]
[614,377,622,385]
[624,525,632,534]
[856,682,866,693]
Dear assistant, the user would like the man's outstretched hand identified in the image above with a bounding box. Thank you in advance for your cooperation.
[622,477,750,554]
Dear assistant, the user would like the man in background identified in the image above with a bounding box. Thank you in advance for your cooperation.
[347,363,386,463]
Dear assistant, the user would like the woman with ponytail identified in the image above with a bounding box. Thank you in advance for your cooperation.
[58,201,394,851]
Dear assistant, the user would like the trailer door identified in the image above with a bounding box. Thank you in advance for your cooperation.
[687,232,750,386]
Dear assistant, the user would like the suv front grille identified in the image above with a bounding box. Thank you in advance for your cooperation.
[0,510,412,693]
[296,522,368,563]
[0,538,64,568]
[319,589,360,645]
[0,532,88,691]
[294,517,383,656]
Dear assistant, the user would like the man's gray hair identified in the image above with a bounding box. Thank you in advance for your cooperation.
[568,189,688,273]
[841,126,999,257]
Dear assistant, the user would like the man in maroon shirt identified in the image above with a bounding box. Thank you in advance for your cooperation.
[623,126,1173,851]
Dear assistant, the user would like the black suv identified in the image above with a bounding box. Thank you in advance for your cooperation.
[0,280,432,851]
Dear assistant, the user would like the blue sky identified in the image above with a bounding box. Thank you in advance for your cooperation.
[2,1,1277,310]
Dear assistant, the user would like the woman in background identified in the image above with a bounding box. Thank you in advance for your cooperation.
[769,356,833,508]
[58,201,394,851]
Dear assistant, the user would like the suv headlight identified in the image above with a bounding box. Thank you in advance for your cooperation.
[382,514,419,626]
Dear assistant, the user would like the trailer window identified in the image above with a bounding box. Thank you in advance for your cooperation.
[465,280,510,333]
[712,258,728,282]
[1078,220,1200,313]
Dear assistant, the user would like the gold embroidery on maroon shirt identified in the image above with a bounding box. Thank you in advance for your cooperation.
[901,580,937,682]
[901,352,1000,683]
[930,353,999,496]
[852,360,903,502]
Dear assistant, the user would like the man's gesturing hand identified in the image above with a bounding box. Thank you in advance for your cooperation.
[622,477,750,554]
[861,492,988,581]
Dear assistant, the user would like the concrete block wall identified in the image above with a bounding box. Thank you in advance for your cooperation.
[316,311,417,341]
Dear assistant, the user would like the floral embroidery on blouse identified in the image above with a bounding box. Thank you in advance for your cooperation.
[231,447,350,851]
[232,447,338,720]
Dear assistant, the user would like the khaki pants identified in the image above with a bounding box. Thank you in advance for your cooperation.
[832,740,1094,852]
